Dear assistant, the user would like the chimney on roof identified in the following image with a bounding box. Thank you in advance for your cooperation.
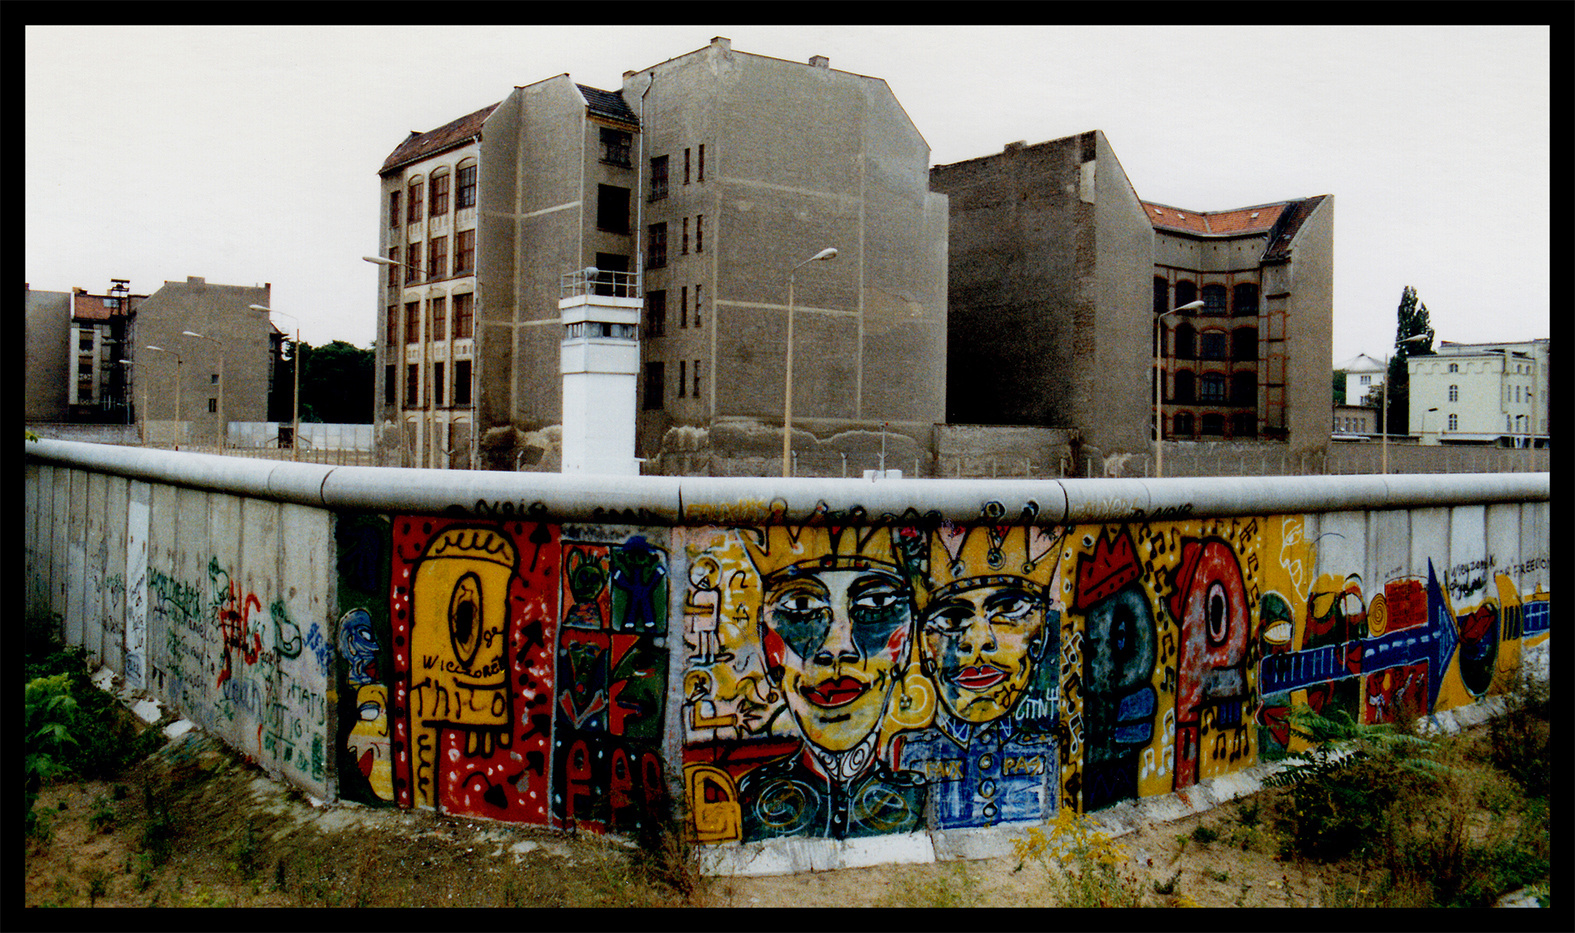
[711,36,731,51]
[809,55,829,69]
[623,70,636,79]
[188,276,205,286]
[1004,140,1027,153]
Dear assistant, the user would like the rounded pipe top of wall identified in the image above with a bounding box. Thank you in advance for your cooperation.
[25,439,1550,527]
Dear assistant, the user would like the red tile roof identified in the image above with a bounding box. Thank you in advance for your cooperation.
[380,102,500,175]
[1142,201,1285,236]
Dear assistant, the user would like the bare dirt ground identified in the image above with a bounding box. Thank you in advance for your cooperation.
[23,722,1546,910]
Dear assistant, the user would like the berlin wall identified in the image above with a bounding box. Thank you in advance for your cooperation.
[25,439,1550,873]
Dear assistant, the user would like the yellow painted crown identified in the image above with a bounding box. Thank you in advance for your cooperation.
[924,524,1064,602]
[741,524,907,585]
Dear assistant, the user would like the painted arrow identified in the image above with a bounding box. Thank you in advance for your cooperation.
[1259,560,1458,706]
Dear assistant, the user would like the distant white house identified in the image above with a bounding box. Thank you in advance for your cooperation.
[1408,339,1549,447]
[1333,352,1388,407]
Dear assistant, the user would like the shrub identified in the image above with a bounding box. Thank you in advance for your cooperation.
[1013,808,1146,908]
[1487,671,1550,798]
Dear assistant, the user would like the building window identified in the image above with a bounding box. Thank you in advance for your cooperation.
[650,155,669,201]
[454,229,475,275]
[79,330,94,351]
[1233,413,1257,437]
[208,397,218,413]
[428,236,447,279]
[1448,384,1459,402]
[1152,277,1169,316]
[432,361,445,406]
[1200,331,1227,360]
[456,163,478,209]
[430,172,450,216]
[1232,327,1257,361]
[1198,373,1227,403]
[1174,412,1193,437]
[694,284,703,328]
[1448,413,1458,431]
[646,290,666,337]
[454,359,472,405]
[643,361,665,410]
[698,144,705,181]
[1233,283,1259,317]
[406,364,421,408]
[1359,374,1372,386]
[678,360,687,398]
[407,179,423,224]
[1201,284,1227,315]
[597,185,630,234]
[386,305,398,345]
[389,190,401,228]
[211,373,220,385]
[684,147,691,185]
[1201,413,1224,435]
[1174,370,1194,404]
[406,241,422,283]
[682,217,690,255]
[1233,372,1257,406]
[1175,323,1196,361]
[600,129,632,167]
[431,296,447,341]
[648,223,667,268]
[693,359,701,398]
[453,293,474,339]
[405,301,421,344]
[387,246,400,288]
[680,286,688,328]
[696,214,704,253]
[1175,280,1197,308]
[1448,362,1459,373]
[384,364,396,405]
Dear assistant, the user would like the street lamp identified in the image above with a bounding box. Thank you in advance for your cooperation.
[145,345,182,449]
[182,330,225,450]
[250,304,300,462]
[1154,299,1206,477]
[782,247,838,477]
[1381,333,1431,474]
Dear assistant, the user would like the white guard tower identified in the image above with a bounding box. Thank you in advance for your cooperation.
[559,267,642,474]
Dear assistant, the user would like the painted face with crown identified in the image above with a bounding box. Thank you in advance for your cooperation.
[923,581,1049,724]
[751,529,915,754]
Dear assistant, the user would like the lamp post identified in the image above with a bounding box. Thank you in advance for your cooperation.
[782,247,838,477]
[250,304,300,462]
[182,330,225,450]
[1154,299,1206,477]
[145,345,182,449]
[1381,333,1431,474]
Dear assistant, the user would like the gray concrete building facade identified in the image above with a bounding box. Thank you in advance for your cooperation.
[375,37,948,473]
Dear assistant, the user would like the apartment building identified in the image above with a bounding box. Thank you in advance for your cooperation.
[932,133,1333,465]
[374,37,949,472]
[1409,339,1549,447]
[1334,352,1388,407]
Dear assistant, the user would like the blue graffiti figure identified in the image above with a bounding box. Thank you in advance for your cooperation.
[340,609,380,685]
[611,537,667,633]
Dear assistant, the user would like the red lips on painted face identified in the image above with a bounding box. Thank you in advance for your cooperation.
[950,665,1008,691]
[801,676,870,708]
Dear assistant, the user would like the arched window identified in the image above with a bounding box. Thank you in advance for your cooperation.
[1448,384,1459,402]
[1448,362,1459,373]
[1200,331,1227,360]
[456,158,478,210]
[1175,280,1197,309]
[1233,283,1259,317]
[1175,323,1196,360]
[1174,370,1195,403]
[1232,372,1257,406]
[1232,412,1256,437]
[1201,413,1224,435]
[1232,327,1258,361]
[1153,277,1170,316]
[1201,284,1227,315]
[1198,373,1226,402]
[1174,412,1194,437]
[1448,413,1458,431]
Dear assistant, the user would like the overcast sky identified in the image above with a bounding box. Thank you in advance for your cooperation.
[26,24,1548,364]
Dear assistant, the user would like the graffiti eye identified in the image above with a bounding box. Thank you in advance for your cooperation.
[1206,582,1230,645]
[449,572,483,667]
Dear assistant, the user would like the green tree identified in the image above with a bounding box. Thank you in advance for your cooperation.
[1386,286,1435,435]
[1332,370,1347,406]
[296,340,375,424]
